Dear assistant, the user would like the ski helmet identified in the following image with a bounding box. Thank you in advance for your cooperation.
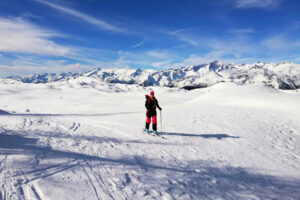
[150,91,154,95]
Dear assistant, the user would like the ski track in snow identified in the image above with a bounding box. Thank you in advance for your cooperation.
[0,82,300,199]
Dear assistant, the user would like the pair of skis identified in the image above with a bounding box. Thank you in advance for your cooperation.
[143,129,166,139]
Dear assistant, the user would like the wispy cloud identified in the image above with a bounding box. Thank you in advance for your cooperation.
[262,35,300,50]
[146,50,175,59]
[233,0,281,9]
[229,28,255,34]
[0,53,94,77]
[145,50,181,67]
[208,36,258,58]
[168,29,198,46]
[0,17,71,56]
[33,0,125,32]
[133,36,148,48]
[20,12,42,20]
[0,62,92,77]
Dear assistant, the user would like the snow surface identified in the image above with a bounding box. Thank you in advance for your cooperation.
[0,78,300,199]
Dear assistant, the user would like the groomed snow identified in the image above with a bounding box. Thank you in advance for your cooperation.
[0,79,300,200]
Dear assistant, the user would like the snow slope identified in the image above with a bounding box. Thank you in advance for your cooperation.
[6,61,300,90]
[0,78,300,199]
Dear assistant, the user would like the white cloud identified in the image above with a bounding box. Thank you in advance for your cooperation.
[262,35,300,50]
[0,17,72,56]
[234,0,280,9]
[33,0,124,32]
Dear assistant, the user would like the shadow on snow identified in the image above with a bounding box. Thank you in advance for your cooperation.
[27,129,169,145]
[0,111,139,117]
[161,132,240,139]
[0,132,299,199]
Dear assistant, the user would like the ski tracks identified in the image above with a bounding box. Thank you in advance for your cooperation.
[0,155,27,200]
[0,155,8,200]
[24,116,128,200]
[0,144,79,200]
[80,159,124,200]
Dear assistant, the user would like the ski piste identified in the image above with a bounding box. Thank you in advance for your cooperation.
[143,129,166,139]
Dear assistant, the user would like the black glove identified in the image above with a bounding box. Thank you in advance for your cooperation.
[159,107,162,111]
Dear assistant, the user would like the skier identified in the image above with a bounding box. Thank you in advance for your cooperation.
[145,91,162,134]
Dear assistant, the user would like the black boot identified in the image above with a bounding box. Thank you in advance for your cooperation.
[152,124,157,131]
[145,123,150,130]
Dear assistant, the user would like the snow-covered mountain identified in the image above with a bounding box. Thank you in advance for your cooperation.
[7,72,80,83]
[5,61,300,90]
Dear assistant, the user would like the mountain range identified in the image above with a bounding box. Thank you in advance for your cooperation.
[4,61,300,90]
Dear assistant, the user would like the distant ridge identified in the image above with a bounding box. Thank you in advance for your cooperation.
[4,61,300,90]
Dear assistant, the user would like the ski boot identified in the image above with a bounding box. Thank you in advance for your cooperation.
[145,129,150,133]
[153,130,158,135]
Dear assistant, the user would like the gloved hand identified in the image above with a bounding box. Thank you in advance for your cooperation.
[159,107,162,111]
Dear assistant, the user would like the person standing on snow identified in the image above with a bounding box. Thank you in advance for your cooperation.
[145,91,162,134]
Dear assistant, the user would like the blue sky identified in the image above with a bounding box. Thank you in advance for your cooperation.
[0,0,300,76]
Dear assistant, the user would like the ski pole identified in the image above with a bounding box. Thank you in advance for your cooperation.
[160,110,162,133]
